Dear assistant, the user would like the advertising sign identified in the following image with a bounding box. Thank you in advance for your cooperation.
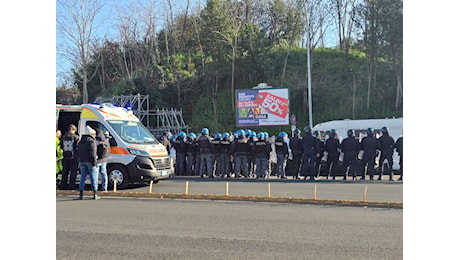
[236,87,289,126]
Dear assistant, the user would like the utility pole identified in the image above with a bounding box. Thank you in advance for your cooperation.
[305,1,313,129]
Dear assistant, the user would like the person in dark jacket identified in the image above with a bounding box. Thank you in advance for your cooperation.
[173,132,187,176]
[301,126,320,181]
[313,131,325,179]
[377,126,395,181]
[185,133,197,176]
[359,128,378,180]
[232,129,250,178]
[275,132,289,179]
[60,124,79,190]
[78,126,99,200]
[220,132,232,178]
[395,134,403,181]
[96,129,110,192]
[198,128,215,178]
[253,132,271,179]
[211,133,222,177]
[340,129,360,180]
[324,129,341,180]
[289,129,303,179]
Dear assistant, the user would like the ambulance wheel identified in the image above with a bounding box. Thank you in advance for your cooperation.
[108,165,129,190]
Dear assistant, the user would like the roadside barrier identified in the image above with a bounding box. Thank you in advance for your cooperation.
[57,181,402,209]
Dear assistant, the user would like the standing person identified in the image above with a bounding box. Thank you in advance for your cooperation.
[96,129,110,192]
[324,129,341,180]
[172,132,187,176]
[340,129,360,180]
[185,133,197,176]
[211,133,222,177]
[220,132,232,178]
[56,130,63,189]
[160,131,173,154]
[77,126,99,200]
[253,132,271,179]
[395,134,403,181]
[377,126,396,181]
[198,128,215,178]
[359,128,378,180]
[301,126,319,181]
[289,128,303,179]
[60,124,79,190]
[313,131,325,179]
[275,132,289,179]
[231,129,250,178]
[247,131,257,177]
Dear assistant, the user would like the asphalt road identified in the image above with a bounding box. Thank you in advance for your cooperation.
[56,196,403,259]
[125,176,403,203]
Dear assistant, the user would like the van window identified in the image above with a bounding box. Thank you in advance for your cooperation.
[108,120,159,144]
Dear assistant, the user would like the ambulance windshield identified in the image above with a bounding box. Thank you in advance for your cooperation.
[108,120,159,144]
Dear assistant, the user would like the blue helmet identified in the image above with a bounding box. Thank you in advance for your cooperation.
[279,131,288,138]
[263,132,269,138]
[178,132,186,138]
[249,131,256,138]
[215,133,222,139]
[223,132,230,138]
[257,132,264,138]
[237,129,245,137]
[188,132,196,139]
[169,135,175,141]
[201,128,209,135]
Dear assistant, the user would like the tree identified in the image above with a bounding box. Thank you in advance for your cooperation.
[56,0,106,103]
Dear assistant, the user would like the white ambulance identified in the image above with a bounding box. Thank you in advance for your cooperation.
[56,103,174,189]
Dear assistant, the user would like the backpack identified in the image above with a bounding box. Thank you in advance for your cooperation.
[97,138,110,159]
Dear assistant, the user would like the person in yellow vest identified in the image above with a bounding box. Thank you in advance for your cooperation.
[56,130,64,189]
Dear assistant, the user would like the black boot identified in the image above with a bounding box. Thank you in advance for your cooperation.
[93,191,100,200]
[78,190,83,200]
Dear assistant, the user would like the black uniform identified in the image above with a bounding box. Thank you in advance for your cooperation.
[172,136,187,175]
[231,136,250,177]
[220,137,232,178]
[315,135,325,178]
[340,136,360,180]
[211,137,222,176]
[253,138,271,178]
[395,136,403,181]
[360,133,378,180]
[274,136,289,178]
[324,136,341,180]
[289,135,303,179]
[301,133,319,180]
[198,134,215,177]
[377,133,395,180]
[185,136,197,176]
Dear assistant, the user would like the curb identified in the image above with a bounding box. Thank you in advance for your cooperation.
[56,190,402,209]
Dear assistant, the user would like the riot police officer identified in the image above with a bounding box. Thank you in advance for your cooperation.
[185,133,197,176]
[360,128,378,180]
[275,131,289,179]
[301,126,320,181]
[231,129,250,178]
[377,126,395,181]
[198,128,215,178]
[324,129,340,180]
[211,133,222,177]
[289,128,303,179]
[340,129,360,180]
[172,132,187,176]
[313,131,325,179]
[253,132,271,179]
[220,132,232,178]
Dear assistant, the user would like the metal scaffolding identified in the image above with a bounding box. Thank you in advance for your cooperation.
[95,94,189,136]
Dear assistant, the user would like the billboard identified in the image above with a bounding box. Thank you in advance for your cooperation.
[236,87,289,127]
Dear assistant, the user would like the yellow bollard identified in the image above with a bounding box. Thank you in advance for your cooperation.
[185,181,189,195]
[268,183,271,198]
[363,186,368,202]
[149,180,153,193]
[314,184,317,200]
[113,178,117,193]
[226,182,229,196]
